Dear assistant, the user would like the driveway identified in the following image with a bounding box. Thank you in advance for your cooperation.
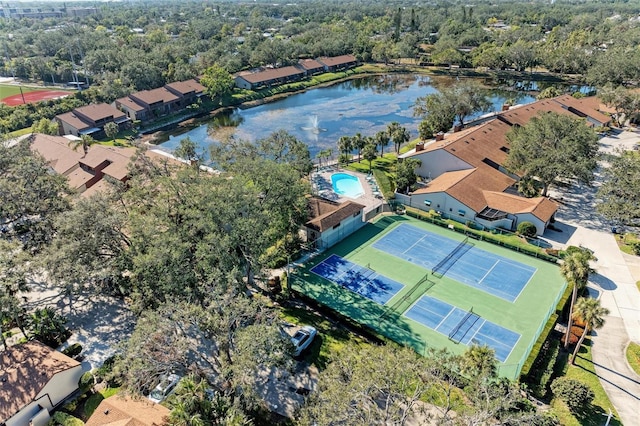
[23,275,136,372]
[545,130,640,425]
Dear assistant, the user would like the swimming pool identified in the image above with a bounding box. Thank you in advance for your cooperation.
[331,173,364,198]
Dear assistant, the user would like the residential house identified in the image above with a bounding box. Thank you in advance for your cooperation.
[113,96,148,122]
[317,54,358,72]
[305,196,366,249]
[165,79,206,108]
[399,95,607,235]
[55,103,129,138]
[0,341,83,426]
[496,96,612,128]
[30,134,135,196]
[399,108,561,235]
[85,395,170,426]
[234,66,306,90]
[552,95,612,127]
[123,87,181,121]
[298,59,325,76]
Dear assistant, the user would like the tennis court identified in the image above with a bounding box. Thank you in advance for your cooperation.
[405,295,520,362]
[310,254,404,305]
[372,223,536,302]
[292,216,566,378]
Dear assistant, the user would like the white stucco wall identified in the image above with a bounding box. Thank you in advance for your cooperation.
[475,216,514,232]
[409,149,472,180]
[57,119,80,137]
[6,363,84,426]
[234,76,252,90]
[512,212,546,236]
[408,192,471,218]
[315,210,365,249]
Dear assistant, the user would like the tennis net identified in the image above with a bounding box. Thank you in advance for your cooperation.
[448,309,481,343]
[432,236,470,277]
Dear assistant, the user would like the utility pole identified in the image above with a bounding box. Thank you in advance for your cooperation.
[76,39,89,86]
[67,44,79,87]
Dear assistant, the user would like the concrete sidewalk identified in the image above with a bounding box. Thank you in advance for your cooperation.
[545,130,640,425]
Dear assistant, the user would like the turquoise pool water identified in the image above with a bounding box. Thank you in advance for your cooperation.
[331,173,364,198]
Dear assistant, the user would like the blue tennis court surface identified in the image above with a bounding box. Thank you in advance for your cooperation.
[406,295,520,362]
[372,224,536,302]
[310,254,404,305]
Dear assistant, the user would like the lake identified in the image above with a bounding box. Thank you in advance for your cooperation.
[157,74,538,159]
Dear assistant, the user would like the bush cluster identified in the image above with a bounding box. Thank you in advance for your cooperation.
[551,377,594,412]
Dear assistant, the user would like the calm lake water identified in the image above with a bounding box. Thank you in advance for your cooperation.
[157,74,538,159]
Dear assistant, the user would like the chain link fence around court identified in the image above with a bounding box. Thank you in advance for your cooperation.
[290,270,555,381]
[495,281,566,378]
[387,202,559,263]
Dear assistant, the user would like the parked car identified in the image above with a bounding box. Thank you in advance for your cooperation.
[148,373,181,403]
[291,325,317,357]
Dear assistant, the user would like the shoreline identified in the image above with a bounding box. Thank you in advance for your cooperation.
[142,64,578,146]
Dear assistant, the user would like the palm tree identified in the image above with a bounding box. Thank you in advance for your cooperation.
[570,297,609,364]
[68,134,97,157]
[561,249,595,349]
[316,150,325,169]
[352,132,366,162]
[374,130,389,156]
[337,136,353,165]
[461,344,496,379]
[363,142,378,173]
[387,122,410,153]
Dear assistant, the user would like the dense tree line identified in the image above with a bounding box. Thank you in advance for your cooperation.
[2,0,640,135]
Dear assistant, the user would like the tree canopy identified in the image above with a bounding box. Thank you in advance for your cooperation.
[505,112,599,196]
[597,150,640,226]
[413,80,491,138]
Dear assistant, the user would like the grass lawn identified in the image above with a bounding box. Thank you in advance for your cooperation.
[345,153,397,198]
[6,127,32,138]
[552,338,621,426]
[0,84,39,99]
[82,387,120,419]
[626,342,640,376]
[614,232,640,255]
[279,303,370,369]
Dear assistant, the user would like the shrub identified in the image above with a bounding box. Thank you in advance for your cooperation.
[524,337,561,399]
[551,377,594,412]
[95,354,124,387]
[49,411,84,426]
[517,221,537,238]
[62,343,82,358]
[79,371,95,394]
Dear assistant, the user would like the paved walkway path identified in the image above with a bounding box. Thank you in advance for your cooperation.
[545,130,640,425]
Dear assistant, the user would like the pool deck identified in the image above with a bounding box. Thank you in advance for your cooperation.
[311,168,383,211]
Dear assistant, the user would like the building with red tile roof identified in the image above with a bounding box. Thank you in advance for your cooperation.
[30,134,136,196]
[394,95,610,235]
[55,103,129,138]
[85,395,170,426]
[0,341,83,426]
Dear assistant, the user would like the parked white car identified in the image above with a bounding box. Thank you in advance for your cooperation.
[148,373,181,403]
[291,325,317,357]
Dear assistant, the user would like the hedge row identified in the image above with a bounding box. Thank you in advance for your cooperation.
[403,207,558,263]
[520,280,573,380]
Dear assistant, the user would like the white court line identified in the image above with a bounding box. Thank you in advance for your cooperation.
[402,234,428,254]
[463,318,487,343]
[434,306,457,331]
[477,260,500,285]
